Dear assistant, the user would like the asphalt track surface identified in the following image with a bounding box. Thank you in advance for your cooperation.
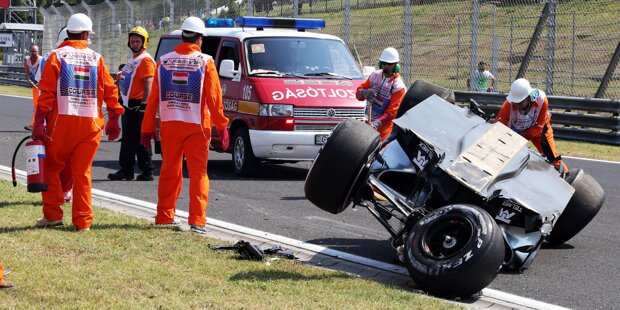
[1,95,618,309]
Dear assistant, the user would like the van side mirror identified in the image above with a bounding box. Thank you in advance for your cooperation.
[220,59,239,80]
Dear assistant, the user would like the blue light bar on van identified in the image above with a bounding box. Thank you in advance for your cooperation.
[235,16,325,30]
[206,18,234,28]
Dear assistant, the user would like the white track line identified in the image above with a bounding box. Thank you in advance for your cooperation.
[564,155,620,165]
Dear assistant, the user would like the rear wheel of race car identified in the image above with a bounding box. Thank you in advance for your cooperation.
[396,80,456,119]
[304,119,381,214]
[548,169,606,245]
[404,204,505,298]
[232,127,260,176]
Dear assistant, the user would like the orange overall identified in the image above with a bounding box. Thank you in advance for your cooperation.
[36,40,124,230]
[142,42,228,227]
[496,91,565,170]
[356,70,406,140]
[35,51,74,197]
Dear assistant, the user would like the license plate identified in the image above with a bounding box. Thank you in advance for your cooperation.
[314,134,330,145]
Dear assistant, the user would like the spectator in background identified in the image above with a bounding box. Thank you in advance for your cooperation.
[468,61,495,92]
[23,44,41,131]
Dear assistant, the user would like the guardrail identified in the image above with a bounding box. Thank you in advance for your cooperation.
[0,65,30,87]
[454,91,620,146]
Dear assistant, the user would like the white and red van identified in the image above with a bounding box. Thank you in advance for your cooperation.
[154,17,367,175]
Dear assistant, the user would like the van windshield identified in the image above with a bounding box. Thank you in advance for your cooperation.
[245,37,363,79]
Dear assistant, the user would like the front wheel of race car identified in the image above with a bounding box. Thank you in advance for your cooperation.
[548,169,606,245]
[304,119,381,214]
[404,204,505,298]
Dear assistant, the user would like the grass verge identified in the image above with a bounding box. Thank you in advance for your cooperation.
[0,84,35,98]
[0,180,459,309]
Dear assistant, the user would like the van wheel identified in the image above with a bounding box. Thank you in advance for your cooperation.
[548,169,605,245]
[232,127,259,176]
[404,204,505,298]
[304,119,381,214]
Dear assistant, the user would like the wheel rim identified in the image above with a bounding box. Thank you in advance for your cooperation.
[233,136,245,170]
[420,216,474,259]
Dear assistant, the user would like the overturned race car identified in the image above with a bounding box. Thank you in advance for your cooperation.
[304,81,605,298]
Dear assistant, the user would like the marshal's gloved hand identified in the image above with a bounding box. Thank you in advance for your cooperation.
[371,119,382,129]
[140,132,156,149]
[218,128,230,151]
[361,89,377,100]
[105,110,121,141]
[31,108,48,141]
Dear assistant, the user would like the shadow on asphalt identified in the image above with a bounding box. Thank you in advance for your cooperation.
[92,158,308,182]
[305,237,399,263]
[541,242,575,250]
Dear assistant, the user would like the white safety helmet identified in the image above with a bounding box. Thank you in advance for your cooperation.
[66,13,95,34]
[181,16,206,36]
[379,47,399,63]
[506,78,533,103]
[55,27,68,47]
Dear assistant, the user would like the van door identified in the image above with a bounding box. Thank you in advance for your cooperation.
[214,39,243,148]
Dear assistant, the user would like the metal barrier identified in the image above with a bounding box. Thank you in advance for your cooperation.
[454,91,620,146]
[0,65,30,87]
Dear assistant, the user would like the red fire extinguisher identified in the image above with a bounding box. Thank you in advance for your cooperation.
[12,136,47,193]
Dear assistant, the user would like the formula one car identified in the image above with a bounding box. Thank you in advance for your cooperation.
[304,81,605,297]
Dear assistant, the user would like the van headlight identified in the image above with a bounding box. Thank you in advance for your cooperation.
[259,104,294,117]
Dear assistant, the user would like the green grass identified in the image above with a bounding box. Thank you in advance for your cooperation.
[0,180,459,309]
[0,84,35,97]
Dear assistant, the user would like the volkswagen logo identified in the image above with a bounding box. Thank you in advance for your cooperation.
[326,108,336,117]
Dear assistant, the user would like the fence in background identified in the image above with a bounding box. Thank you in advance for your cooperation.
[1,1,616,144]
[35,0,620,99]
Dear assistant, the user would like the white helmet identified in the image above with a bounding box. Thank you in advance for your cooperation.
[507,78,533,103]
[55,27,68,47]
[66,13,95,34]
[181,16,206,36]
[379,47,399,63]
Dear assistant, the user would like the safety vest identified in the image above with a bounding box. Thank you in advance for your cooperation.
[367,70,406,119]
[158,50,211,125]
[54,45,100,118]
[25,55,41,82]
[34,52,51,83]
[119,52,155,104]
[508,89,547,133]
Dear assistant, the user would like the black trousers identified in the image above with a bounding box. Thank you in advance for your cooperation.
[119,100,153,174]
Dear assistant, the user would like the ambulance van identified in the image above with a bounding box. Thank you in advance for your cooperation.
[154,17,367,176]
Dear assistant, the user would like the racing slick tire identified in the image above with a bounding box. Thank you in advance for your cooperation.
[404,204,505,298]
[304,119,381,214]
[548,169,605,245]
[396,80,455,119]
[232,127,260,176]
